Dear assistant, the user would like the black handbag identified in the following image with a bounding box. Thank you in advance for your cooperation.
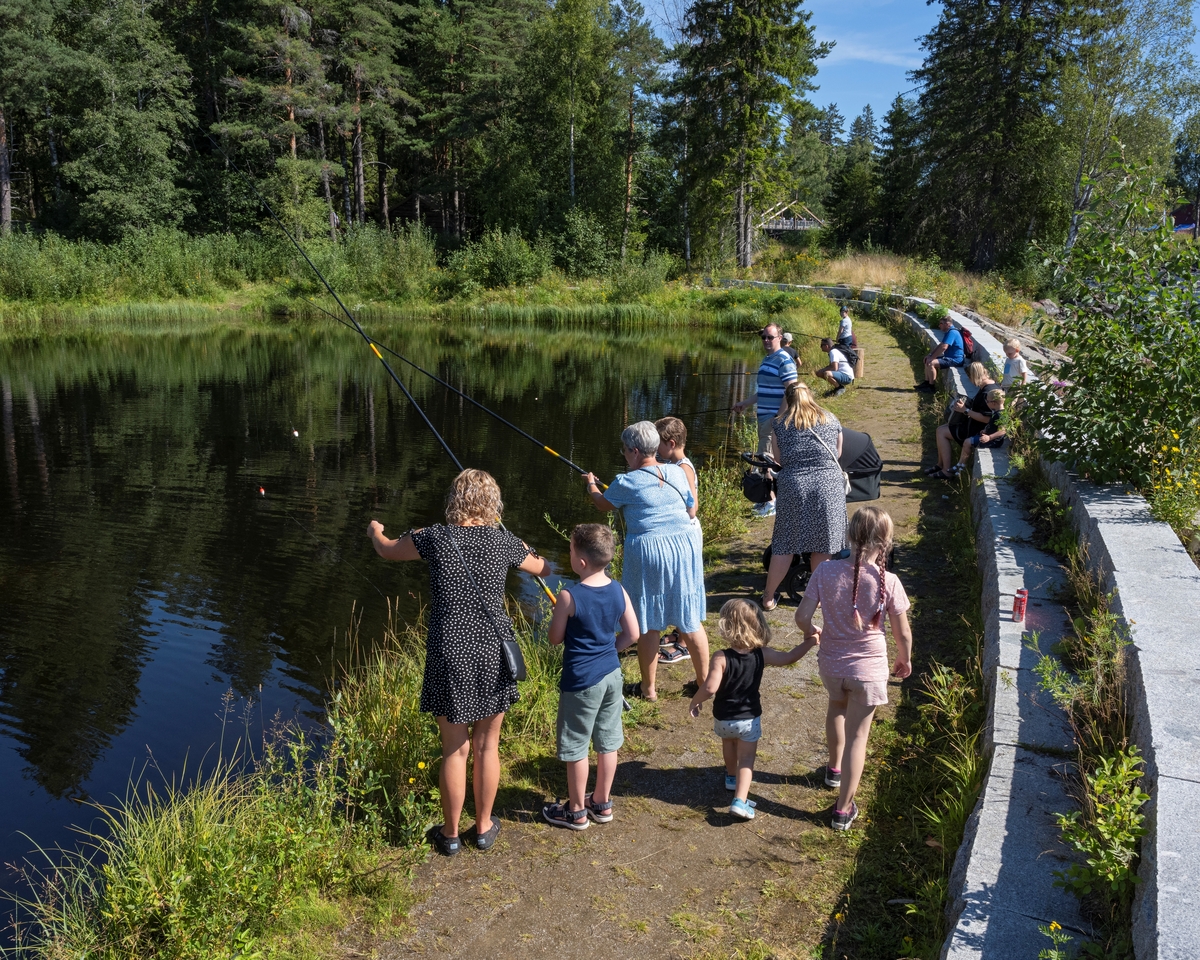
[741,469,776,504]
[444,528,527,682]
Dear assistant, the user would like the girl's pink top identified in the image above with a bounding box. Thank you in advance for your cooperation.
[808,558,910,682]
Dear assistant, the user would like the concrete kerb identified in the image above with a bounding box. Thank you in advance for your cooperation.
[715,276,1198,956]
[1044,463,1200,960]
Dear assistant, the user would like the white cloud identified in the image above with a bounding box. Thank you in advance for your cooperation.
[817,33,925,70]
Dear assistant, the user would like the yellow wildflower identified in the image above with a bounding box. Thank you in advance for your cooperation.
[418,761,426,769]
[1049,921,1062,932]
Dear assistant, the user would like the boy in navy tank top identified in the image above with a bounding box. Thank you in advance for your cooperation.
[543,524,641,830]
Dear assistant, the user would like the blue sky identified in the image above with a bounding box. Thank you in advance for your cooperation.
[804,0,942,127]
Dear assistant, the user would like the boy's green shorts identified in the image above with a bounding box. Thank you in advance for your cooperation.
[556,666,625,762]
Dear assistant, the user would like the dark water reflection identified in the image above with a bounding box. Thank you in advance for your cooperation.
[0,316,755,889]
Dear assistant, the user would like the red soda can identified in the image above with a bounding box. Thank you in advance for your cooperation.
[1013,589,1028,622]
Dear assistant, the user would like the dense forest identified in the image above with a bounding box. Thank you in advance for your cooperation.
[0,0,1195,275]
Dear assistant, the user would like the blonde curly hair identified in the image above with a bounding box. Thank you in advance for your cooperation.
[718,598,771,651]
[445,469,503,525]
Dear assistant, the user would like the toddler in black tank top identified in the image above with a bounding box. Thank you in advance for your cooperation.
[687,599,815,819]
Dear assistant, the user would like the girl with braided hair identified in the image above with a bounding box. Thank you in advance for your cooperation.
[794,506,913,830]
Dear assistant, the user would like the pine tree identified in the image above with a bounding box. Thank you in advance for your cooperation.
[814,103,844,146]
[679,0,828,267]
[876,94,921,250]
[612,0,664,260]
[913,0,1072,269]
[323,0,412,225]
[848,104,876,150]
[58,0,194,239]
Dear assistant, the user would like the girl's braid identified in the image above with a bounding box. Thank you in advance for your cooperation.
[851,545,864,630]
[871,543,890,630]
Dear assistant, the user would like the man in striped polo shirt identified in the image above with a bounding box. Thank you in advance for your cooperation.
[733,323,799,516]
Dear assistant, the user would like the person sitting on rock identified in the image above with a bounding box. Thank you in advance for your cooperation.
[917,315,964,393]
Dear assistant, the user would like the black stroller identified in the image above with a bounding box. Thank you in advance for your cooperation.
[741,427,884,603]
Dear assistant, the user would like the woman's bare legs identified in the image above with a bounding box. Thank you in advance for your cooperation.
[682,625,710,685]
[764,552,794,604]
[436,712,506,837]
[436,717,471,837]
[637,628,661,700]
[471,712,506,833]
[935,423,954,471]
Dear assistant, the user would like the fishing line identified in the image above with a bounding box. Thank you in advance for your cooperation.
[209,135,558,605]
[296,293,608,491]
[285,511,388,601]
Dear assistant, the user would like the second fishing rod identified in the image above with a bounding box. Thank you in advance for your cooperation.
[208,136,560,604]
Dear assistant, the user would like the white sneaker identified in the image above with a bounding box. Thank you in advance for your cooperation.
[752,502,776,518]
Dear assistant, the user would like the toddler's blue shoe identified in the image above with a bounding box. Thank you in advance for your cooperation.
[730,798,757,820]
[724,774,737,791]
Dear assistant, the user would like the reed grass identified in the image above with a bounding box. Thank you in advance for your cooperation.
[12,597,574,958]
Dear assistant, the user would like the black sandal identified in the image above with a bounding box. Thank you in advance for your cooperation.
[476,817,502,851]
[428,826,460,857]
[626,682,658,703]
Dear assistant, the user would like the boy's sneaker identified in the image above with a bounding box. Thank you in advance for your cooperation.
[724,773,737,792]
[542,800,589,831]
[915,382,937,393]
[730,798,757,820]
[824,767,841,789]
[752,501,776,518]
[949,463,966,476]
[831,801,859,831]
[584,793,614,823]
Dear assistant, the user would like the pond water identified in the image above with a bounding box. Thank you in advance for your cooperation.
[0,315,758,896]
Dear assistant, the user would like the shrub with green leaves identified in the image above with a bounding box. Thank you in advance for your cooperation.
[555,209,613,278]
[448,227,550,290]
[1024,160,1200,487]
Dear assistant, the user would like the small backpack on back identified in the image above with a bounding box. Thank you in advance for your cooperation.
[835,336,859,368]
[960,326,977,362]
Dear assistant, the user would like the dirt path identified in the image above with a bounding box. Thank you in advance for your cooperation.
[374,317,933,959]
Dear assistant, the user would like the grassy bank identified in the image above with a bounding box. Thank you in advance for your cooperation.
[0,229,1041,339]
[12,601,655,959]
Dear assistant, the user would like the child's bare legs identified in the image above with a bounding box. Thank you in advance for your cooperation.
[825,697,846,774]
[958,438,975,467]
[682,625,710,685]
[592,750,618,804]
[722,737,758,802]
[567,751,619,810]
[837,700,877,812]
[637,628,661,699]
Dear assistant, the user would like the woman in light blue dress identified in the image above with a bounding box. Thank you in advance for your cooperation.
[584,421,710,701]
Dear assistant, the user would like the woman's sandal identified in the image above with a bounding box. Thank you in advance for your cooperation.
[627,682,658,703]
[923,464,944,476]
[476,817,502,850]
[428,826,461,857]
[929,469,954,480]
[762,592,779,612]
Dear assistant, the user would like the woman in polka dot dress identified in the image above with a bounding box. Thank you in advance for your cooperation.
[368,469,550,856]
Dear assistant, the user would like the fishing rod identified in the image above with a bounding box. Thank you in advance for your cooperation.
[297,294,608,491]
[209,136,558,605]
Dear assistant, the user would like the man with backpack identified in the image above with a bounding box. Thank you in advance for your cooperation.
[917,315,966,392]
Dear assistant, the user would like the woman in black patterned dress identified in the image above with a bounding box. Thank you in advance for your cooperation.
[762,381,847,608]
[368,469,550,855]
